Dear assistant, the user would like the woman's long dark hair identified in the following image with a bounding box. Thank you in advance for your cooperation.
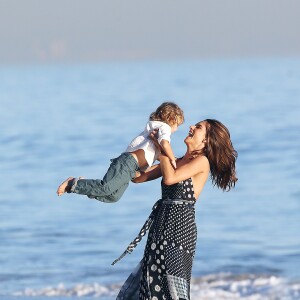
[203,119,238,191]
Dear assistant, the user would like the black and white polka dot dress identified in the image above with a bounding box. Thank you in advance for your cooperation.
[115,178,197,300]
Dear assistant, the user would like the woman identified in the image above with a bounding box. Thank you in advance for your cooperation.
[57,119,237,299]
[114,119,238,299]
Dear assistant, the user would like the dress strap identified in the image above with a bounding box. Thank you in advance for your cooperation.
[111,199,162,265]
[111,198,195,265]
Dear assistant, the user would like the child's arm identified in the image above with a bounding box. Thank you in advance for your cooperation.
[160,139,177,169]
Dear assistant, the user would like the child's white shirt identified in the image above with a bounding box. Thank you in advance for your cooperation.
[125,120,172,169]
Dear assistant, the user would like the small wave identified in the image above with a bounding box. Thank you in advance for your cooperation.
[12,274,300,299]
[190,273,300,300]
[13,282,118,298]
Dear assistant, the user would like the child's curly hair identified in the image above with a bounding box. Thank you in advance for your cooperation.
[149,102,184,126]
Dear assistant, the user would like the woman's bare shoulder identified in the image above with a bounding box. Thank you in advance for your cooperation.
[194,155,209,166]
[184,155,210,173]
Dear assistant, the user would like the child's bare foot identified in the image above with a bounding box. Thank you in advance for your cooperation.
[57,177,75,196]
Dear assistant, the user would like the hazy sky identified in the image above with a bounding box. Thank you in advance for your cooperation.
[1,0,300,63]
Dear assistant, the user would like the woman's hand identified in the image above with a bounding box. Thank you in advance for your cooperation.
[131,165,162,183]
[149,129,164,155]
[131,170,141,181]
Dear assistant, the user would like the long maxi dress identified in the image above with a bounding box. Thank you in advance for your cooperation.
[113,178,197,300]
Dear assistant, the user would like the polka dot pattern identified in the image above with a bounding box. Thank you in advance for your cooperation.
[117,178,197,299]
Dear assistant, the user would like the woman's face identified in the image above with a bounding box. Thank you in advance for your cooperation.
[185,121,207,149]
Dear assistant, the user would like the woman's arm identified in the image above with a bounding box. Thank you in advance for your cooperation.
[132,164,162,183]
[159,153,209,185]
[160,140,177,168]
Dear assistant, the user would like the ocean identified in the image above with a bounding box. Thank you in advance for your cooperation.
[0,58,299,299]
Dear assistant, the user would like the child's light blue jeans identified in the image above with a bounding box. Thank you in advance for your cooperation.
[71,152,139,203]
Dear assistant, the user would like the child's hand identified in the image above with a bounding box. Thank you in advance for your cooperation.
[171,159,177,169]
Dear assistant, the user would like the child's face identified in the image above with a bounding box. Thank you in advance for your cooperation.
[171,123,178,133]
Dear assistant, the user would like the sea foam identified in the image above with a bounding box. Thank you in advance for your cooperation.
[12,273,300,299]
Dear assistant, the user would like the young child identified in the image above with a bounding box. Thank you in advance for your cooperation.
[57,102,184,203]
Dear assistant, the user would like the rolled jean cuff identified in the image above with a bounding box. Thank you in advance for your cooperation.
[70,178,80,193]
